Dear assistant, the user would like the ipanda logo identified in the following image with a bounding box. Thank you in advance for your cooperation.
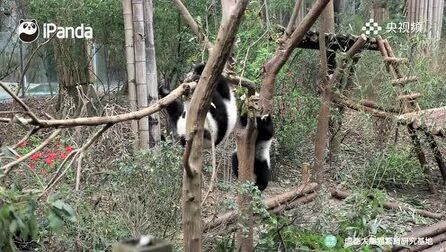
[18,19,39,43]
[18,19,93,43]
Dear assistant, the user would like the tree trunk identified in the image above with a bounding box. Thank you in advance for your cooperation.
[409,0,444,46]
[181,1,250,251]
[143,0,161,147]
[333,0,344,25]
[313,1,334,184]
[371,0,388,23]
[85,39,96,85]
[123,0,139,148]
[132,0,150,148]
[235,118,257,252]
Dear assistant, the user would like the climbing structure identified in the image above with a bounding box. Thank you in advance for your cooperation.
[297,31,446,191]
[376,36,446,192]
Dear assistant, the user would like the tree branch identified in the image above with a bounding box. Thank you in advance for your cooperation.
[260,0,331,114]
[1,81,197,127]
[284,0,304,38]
[1,129,62,176]
[0,82,40,122]
[171,0,213,51]
[39,124,113,198]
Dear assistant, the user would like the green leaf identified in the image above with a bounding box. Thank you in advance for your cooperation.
[47,212,64,232]
[1,147,16,158]
[9,220,17,233]
[51,200,77,222]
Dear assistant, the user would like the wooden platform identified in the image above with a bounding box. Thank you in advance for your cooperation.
[296,31,379,51]
[397,106,446,137]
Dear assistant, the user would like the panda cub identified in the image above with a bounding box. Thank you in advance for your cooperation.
[160,63,237,148]
[232,114,274,191]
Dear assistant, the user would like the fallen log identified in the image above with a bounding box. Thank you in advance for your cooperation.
[402,221,446,241]
[397,233,446,252]
[421,241,446,252]
[271,191,318,213]
[331,189,443,220]
[203,182,318,232]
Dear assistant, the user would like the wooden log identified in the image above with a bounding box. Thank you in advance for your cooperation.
[421,241,446,252]
[203,183,318,231]
[403,221,446,240]
[383,39,403,78]
[425,132,446,183]
[330,91,394,118]
[330,189,443,219]
[398,233,446,251]
[271,191,318,213]
[295,31,379,51]
[407,124,435,193]
[384,57,409,65]
[360,99,399,113]
[391,76,418,86]
[397,93,422,101]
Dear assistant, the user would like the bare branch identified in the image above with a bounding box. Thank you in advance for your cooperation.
[15,33,57,96]
[39,124,113,198]
[284,0,304,37]
[172,0,213,51]
[0,82,40,122]
[1,81,197,127]
[260,0,331,114]
[12,127,40,149]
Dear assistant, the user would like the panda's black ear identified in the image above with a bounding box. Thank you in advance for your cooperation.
[159,86,171,98]
[193,63,206,75]
[31,19,37,24]
[19,19,25,24]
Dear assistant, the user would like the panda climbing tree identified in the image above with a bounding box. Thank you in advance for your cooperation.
[159,63,238,148]
[232,113,274,191]
[160,63,274,191]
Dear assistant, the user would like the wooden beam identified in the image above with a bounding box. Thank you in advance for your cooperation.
[296,31,379,51]
[391,76,418,86]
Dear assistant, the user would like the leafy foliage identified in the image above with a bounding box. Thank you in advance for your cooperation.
[0,187,76,251]
[41,140,183,250]
[361,147,426,188]
[257,215,349,251]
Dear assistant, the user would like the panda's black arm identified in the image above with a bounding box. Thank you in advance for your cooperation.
[159,87,184,120]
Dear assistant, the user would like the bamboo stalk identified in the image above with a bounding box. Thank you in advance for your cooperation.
[122,0,139,148]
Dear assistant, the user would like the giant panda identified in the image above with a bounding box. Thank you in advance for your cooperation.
[159,63,237,148]
[231,113,274,191]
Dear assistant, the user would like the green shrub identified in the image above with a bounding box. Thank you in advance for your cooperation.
[43,140,183,251]
[361,147,425,189]
[257,215,350,251]
[0,187,76,251]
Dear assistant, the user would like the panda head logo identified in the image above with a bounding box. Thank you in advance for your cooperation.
[18,19,39,43]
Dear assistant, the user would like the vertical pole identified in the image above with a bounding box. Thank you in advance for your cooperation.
[425,132,446,184]
[20,41,25,98]
[408,125,435,192]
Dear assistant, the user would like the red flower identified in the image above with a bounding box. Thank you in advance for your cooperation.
[60,153,67,159]
[45,157,53,165]
[47,152,57,160]
[65,146,73,153]
[29,163,36,170]
[31,152,42,160]
[18,141,27,148]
